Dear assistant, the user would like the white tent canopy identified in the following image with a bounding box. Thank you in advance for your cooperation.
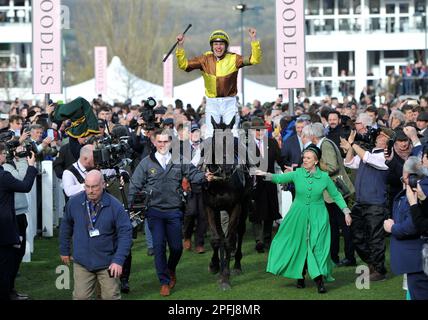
[57,56,163,104]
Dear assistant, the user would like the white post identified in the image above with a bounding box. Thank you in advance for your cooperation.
[355,49,368,98]
[23,178,38,262]
[42,161,54,237]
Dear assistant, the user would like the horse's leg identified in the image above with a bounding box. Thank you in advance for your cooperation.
[206,207,220,274]
[233,199,248,275]
[219,204,241,289]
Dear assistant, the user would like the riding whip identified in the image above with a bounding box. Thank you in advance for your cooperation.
[163,24,192,63]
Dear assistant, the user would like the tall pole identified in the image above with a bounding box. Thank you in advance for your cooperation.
[240,10,245,107]
[425,11,427,64]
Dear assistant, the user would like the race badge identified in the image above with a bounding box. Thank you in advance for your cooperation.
[149,168,157,175]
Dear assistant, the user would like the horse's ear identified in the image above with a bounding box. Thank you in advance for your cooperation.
[211,116,219,129]
[228,116,236,129]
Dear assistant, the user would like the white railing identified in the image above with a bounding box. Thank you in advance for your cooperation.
[24,161,64,262]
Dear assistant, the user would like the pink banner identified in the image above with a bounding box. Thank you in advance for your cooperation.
[229,46,242,94]
[32,0,62,94]
[95,47,108,95]
[163,54,174,98]
[276,0,306,89]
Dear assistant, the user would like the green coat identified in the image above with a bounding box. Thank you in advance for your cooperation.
[266,167,347,281]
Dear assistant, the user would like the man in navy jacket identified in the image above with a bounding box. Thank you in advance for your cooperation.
[0,143,37,300]
[59,170,132,300]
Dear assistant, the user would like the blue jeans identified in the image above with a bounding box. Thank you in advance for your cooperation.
[144,220,153,249]
[146,208,183,285]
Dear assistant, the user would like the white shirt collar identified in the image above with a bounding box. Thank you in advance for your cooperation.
[155,152,171,166]
[316,137,326,148]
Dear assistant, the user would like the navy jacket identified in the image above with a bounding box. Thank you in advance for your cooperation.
[280,134,302,167]
[390,189,424,275]
[0,165,38,246]
[59,191,132,272]
[354,149,389,205]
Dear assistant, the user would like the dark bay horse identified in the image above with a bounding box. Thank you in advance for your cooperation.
[202,117,252,290]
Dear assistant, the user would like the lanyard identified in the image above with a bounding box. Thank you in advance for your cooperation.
[86,200,101,229]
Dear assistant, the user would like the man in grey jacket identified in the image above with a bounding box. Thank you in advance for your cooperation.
[128,128,213,297]
[2,147,32,300]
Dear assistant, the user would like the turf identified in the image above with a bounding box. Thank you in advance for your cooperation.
[16,231,405,300]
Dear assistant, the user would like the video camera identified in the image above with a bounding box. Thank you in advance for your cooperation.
[0,131,35,160]
[135,97,160,131]
[93,135,133,170]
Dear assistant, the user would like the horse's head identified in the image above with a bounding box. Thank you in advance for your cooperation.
[206,116,237,181]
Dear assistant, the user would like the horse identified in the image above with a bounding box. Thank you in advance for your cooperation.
[201,116,252,290]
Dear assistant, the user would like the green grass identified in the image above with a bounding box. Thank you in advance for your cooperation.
[16,231,405,300]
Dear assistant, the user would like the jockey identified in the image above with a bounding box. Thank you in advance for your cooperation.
[176,28,262,139]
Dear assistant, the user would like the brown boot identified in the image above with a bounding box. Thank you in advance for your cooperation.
[183,239,192,251]
[160,284,170,296]
[169,271,177,289]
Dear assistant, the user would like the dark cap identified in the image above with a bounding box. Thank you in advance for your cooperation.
[304,144,322,160]
[417,112,428,122]
[191,123,200,132]
[97,119,106,128]
[394,128,409,141]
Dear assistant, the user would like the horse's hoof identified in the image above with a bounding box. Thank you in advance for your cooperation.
[219,281,231,291]
[208,263,220,274]
[231,268,242,276]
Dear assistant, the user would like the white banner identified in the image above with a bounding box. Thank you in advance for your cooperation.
[95,46,108,95]
[32,0,62,94]
[163,54,174,98]
[276,0,306,89]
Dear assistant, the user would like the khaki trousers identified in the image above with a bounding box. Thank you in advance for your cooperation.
[73,262,121,300]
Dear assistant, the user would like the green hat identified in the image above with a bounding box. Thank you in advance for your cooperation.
[52,97,100,138]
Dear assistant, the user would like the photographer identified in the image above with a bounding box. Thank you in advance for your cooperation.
[128,128,213,297]
[340,126,395,281]
[53,136,87,179]
[408,146,428,235]
[384,156,428,300]
[0,143,37,301]
[28,124,57,161]
[62,144,120,200]
[386,128,414,209]
[2,145,32,300]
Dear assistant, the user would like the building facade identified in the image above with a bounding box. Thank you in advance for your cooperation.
[305,0,428,101]
[0,0,32,101]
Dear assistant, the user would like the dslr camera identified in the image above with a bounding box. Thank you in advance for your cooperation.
[354,126,381,145]
[0,131,35,160]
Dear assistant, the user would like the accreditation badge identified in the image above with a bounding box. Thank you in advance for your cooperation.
[89,228,100,238]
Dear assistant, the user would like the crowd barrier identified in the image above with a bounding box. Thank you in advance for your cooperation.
[23,160,64,262]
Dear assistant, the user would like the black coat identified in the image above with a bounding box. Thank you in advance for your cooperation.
[251,138,286,223]
[280,134,302,167]
[53,141,79,179]
[0,166,38,246]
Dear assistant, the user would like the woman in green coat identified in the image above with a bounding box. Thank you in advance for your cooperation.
[256,145,352,293]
